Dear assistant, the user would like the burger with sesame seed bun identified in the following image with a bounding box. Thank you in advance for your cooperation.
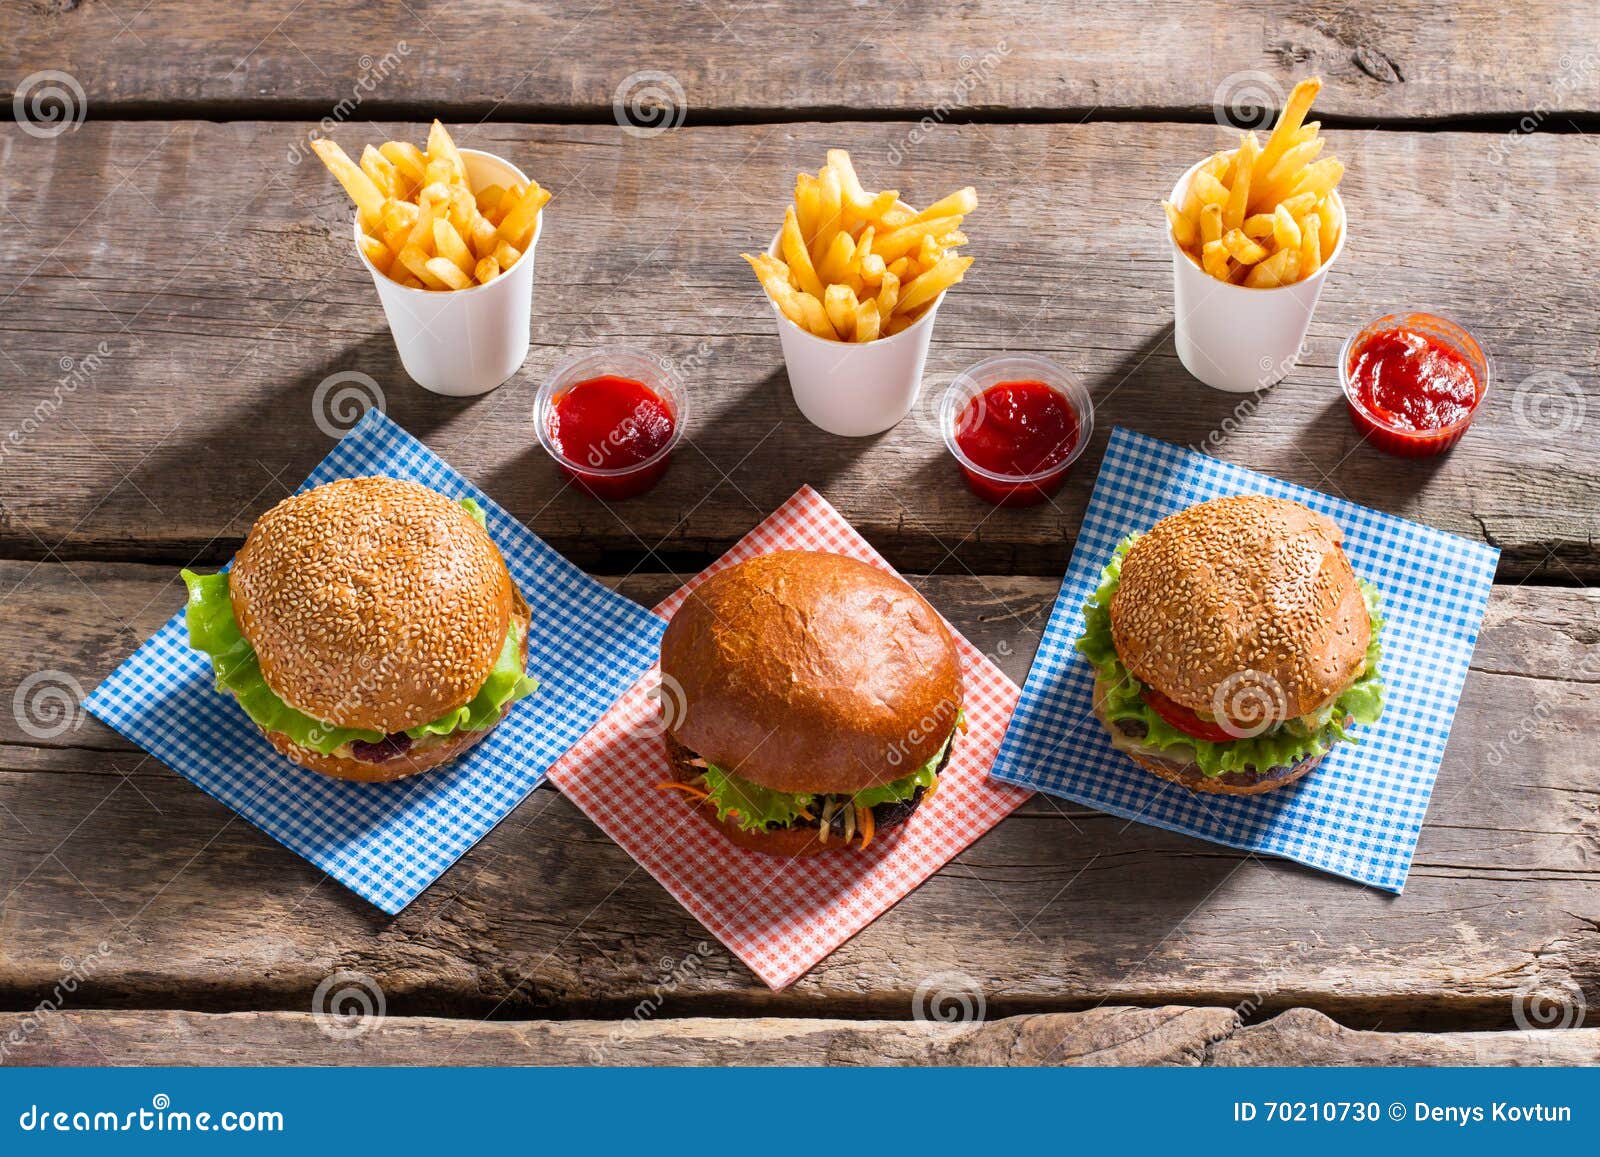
[179,477,538,782]
[657,550,964,856]
[1076,495,1385,795]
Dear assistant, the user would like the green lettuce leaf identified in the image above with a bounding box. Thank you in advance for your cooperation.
[179,497,536,756]
[405,623,538,738]
[1075,534,1385,777]
[180,568,385,754]
[698,728,955,833]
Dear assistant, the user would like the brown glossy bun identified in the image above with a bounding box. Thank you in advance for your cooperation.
[264,594,530,783]
[231,477,516,733]
[1110,495,1370,721]
[1093,673,1322,796]
[664,732,939,856]
[659,550,962,795]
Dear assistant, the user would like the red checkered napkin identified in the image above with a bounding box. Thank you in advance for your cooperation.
[546,485,1031,988]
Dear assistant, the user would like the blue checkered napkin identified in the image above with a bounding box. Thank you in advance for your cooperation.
[84,409,665,913]
[987,427,1499,892]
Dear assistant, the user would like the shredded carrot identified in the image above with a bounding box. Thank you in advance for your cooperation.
[858,804,875,849]
[956,714,968,733]
[923,776,940,801]
[655,781,709,802]
[797,809,815,822]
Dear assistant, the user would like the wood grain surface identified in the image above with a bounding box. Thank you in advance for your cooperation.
[3,3,1597,1067]
[7,2,1599,121]
[1,567,1594,1035]
[1,121,1595,578]
[6,1007,1596,1067]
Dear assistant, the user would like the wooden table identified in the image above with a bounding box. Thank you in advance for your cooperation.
[3,2,1597,1067]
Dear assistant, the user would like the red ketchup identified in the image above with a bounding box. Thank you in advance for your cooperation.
[953,380,1082,506]
[1344,321,1485,456]
[546,375,676,499]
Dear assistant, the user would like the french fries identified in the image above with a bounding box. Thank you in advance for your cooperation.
[742,149,976,342]
[312,121,550,292]
[1163,78,1343,288]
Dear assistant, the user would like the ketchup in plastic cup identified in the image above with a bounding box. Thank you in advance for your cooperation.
[536,349,687,500]
[1340,312,1489,457]
[940,355,1093,507]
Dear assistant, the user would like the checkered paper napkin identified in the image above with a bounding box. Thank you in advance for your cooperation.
[546,486,1031,989]
[84,409,665,914]
[987,427,1499,893]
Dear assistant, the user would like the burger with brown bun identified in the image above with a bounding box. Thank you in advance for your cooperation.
[657,550,964,855]
[1076,495,1384,795]
[180,476,538,782]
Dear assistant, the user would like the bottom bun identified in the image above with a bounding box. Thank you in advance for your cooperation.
[264,593,531,783]
[1093,674,1324,796]
[664,732,944,856]
[264,722,500,783]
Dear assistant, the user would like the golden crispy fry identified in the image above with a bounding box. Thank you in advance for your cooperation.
[1253,77,1321,181]
[1244,248,1300,288]
[360,146,399,199]
[854,300,881,343]
[781,206,827,299]
[358,232,392,274]
[317,123,548,291]
[425,256,472,291]
[1316,197,1340,262]
[1201,239,1232,281]
[876,270,900,317]
[794,174,822,244]
[896,253,971,316]
[425,120,467,184]
[310,139,385,222]
[1224,133,1257,232]
[747,150,976,341]
[1221,229,1268,265]
[1298,213,1322,278]
[398,244,445,288]
[1242,213,1276,239]
[433,218,475,276]
[1271,204,1302,251]
[824,283,859,340]
[493,240,522,271]
[379,141,426,185]
[498,180,550,247]
[1164,76,1341,287]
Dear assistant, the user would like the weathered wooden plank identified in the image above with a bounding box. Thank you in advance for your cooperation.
[7,3,1598,120]
[0,121,1596,578]
[5,1008,1597,1067]
[1216,1008,1600,1066]
[0,1007,1237,1067]
[0,565,1595,1024]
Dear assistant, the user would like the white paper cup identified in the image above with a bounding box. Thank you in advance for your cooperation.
[764,219,944,437]
[1168,158,1347,393]
[355,148,541,397]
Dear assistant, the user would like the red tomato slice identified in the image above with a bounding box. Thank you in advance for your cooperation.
[1140,687,1235,743]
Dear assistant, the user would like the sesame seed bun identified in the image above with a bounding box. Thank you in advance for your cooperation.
[1109,495,1370,721]
[658,550,963,796]
[263,593,530,783]
[230,477,518,734]
[1092,672,1322,796]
